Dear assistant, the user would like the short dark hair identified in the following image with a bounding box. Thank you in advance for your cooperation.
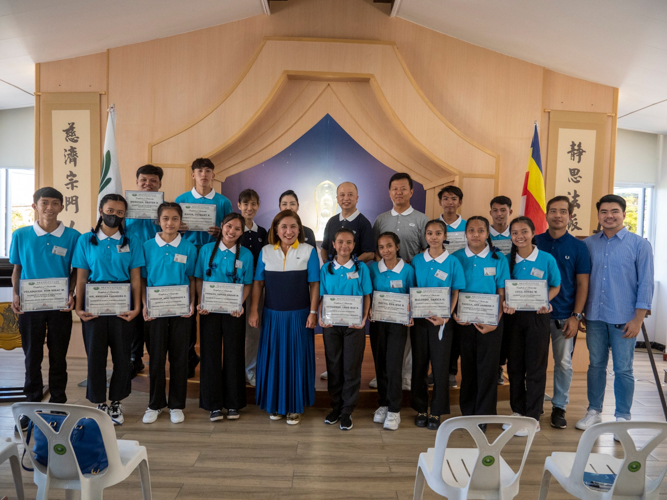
[388,173,413,190]
[191,157,215,171]
[438,185,463,201]
[239,189,260,204]
[596,194,626,212]
[279,190,299,205]
[33,187,63,204]
[136,164,164,180]
[490,195,512,209]
[546,196,574,216]
[157,202,182,219]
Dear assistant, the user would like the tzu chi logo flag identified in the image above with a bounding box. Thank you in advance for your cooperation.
[98,104,123,207]
[520,123,548,234]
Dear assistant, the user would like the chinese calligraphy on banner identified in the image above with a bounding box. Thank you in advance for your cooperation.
[546,111,610,236]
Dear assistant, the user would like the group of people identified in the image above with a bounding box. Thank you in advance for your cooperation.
[10,158,654,435]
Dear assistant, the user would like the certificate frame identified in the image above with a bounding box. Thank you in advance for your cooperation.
[124,190,164,220]
[371,291,410,325]
[409,287,451,319]
[504,279,549,311]
[493,239,513,256]
[456,292,500,326]
[179,203,217,232]
[445,232,466,253]
[200,282,244,314]
[322,294,364,327]
[20,278,69,312]
[85,283,132,316]
[146,285,191,318]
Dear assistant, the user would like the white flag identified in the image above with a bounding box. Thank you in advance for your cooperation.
[98,104,123,208]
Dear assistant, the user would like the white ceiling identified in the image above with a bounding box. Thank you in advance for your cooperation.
[1,0,666,134]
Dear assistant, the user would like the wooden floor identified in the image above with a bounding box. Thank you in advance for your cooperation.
[2,344,667,499]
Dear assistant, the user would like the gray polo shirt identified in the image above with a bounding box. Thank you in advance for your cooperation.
[373,206,428,263]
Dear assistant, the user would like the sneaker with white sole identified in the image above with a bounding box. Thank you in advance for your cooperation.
[369,377,377,389]
[515,422,540,437]
[320,371,328,380]
[576,409,602,430]
[269,413,283,420]
[383,412,401,430]
[142,408,161,424]
[449,374,458,388]
[402,378,411,391]
[170,409,185,424]
[502,412,523,430]
[614,416,630,442]
[286,413,300,425]
[373,406,388,423]
[108,401,123,425]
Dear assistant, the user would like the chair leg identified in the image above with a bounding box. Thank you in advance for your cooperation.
[537,469,552,500]
[413,466,426,500]
[139,459,152,500]
[8,455,25,500]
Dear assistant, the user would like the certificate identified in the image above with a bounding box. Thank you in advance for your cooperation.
[445,232,466,253]
[371,291,410,325]
[180,203,217,232]
[85,283,131,316]
[20,278,69,312]
[410,287,451,319]
[504,280,549,311]
[200,282,244,314]
[146,285,191,318]
[457,293,500,326]
[322,295,363,327]
[493,239,513,255]
[125,190,164,219]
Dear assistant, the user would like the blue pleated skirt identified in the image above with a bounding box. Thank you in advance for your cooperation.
[256,307,315,415]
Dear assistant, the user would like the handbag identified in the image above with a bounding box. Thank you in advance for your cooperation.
[23,413,108,475]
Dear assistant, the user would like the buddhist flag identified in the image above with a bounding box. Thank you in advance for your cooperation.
[520,124,547,234]
[98,104,123,208]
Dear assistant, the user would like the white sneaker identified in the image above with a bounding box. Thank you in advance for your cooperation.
[320,371,328,380]
[402,378,411,391]
[502,412,523,430]
[383,412,401,430]
[369,377,378,389]
[515,422,540,437]
[614,416,630,442]
[373,406,388,423]
[286,413,301,425]
[576,409,602,430]
[170,409,185,424]
[142,408,161,424]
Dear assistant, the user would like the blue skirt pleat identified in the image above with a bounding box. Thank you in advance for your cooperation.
[256,307,315,415]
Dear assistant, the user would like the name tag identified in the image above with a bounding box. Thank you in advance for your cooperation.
[483,267,496,276]
[235,259,243,269]
[52,246,67,257]
[435,270,448,281]
[347,272,359,280]
[174,254,187,264]
[117,245,130,253]
[408,223,416,227]
[530,267,545,279]
[390,280,403,289]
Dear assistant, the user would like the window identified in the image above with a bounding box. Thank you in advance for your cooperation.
[0,168,35,257]
[613,185,653,240]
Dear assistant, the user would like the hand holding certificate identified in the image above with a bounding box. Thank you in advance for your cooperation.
[321,295,363,327]
[371,291,410,325]
[200,282,244,315]
[410,287,451,319]
[146,285,191,318]
[85,284,132,316]
[180,203,217,232]
[125,190,164,219]
[456,293,500,326]
[504,280,549,312]
[20,278,69,312]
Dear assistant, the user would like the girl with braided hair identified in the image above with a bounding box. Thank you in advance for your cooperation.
[195,212,254,422]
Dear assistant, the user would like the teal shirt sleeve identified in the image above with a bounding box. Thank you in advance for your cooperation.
[307,247,320,282]
[495,256,510,289]
[405,264,416,289]
[359,263,373,296]
[8,229,21,266]
[185,243,197,277]
[128,237,145,270]
[451,258,466,290]
[254,248,266,281]
[140,243,148,279]
[546,253,561,288]
[194,244,212,280]
[239,248,254,285]
[319,266,328,296]
[72,235,90,271]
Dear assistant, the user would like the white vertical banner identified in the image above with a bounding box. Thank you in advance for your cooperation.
[98,104,123,207]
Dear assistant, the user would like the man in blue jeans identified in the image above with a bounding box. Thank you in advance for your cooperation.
[536,196,590,429]
[576,194,654,430]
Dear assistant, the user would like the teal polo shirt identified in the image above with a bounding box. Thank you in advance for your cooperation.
[126,218,159,246]
[141,234,197,287]
[452,245,509,295]
[175,188,232,247]
[195,241,254,285]
[368,259,416,294]
[320,259,373,297]
[411,249,466,290]
[506,246,561,288]
[72,230,145,282]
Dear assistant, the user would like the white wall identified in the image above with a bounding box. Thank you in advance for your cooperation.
[0,106,34,169]
[615,128,660,185]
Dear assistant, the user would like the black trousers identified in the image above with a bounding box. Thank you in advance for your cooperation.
[498,321,511,367]
[131,314,148,364]
[449,325,460,376]
[323,326,366,415]
[18,310,72,403]
[458,318,504,416]
[411,319,453,416]
[148,316,190,410]
[370,321,408,413]
[81,316,133,404]
[507,311,551,420]
[199,312,247,411]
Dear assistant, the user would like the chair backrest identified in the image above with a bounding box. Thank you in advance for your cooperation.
[431,415,538,493]
[571,421,667,497]
[11,402,122,481]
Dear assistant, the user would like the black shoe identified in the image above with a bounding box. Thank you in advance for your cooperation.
[210,410,224,422]
[340,414,353,430]
[478,423,487,434]
[427,414,440,430]
[227,409,239,420]
[325,410,341,425]
[497,366,505,385]
[15,415,30,434]
[426,373,434,387]
[188,354,200,379]
[414,413,428,427]
[131,360,145,379]
[551,407,567,429]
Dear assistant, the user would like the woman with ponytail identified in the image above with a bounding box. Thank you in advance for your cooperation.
[450,216,509,422]
[502,216,561,435]
[72,194,144,424]
[318,228,372,431]
[195,212,254,422]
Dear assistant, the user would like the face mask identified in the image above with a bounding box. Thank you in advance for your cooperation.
[102,213,123,228]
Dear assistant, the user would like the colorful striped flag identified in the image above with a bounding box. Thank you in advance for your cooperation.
[520,124,547,234]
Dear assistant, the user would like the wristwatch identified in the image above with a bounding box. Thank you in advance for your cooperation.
[571,312,584,321]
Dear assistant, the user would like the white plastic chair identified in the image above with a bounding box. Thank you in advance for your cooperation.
[538,421,667,500]
[0,437,25,500]
[12,402,151,500]
[413,415,538,500]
